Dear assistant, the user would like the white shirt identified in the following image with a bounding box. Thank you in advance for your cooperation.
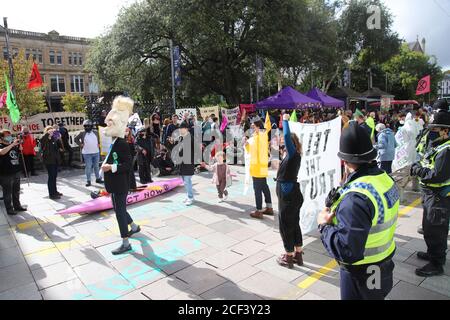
[82,132,100,154]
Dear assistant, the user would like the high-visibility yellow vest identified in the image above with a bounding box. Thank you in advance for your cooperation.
[416,134,428,158]
[331,173,399,265]
[419,140,450,189]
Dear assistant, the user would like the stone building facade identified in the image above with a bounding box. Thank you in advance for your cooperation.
[0,28,99,111]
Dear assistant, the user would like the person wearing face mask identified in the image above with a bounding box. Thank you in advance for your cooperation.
[136,127,154,184]
[41,126,64,200]
[318,121,399,300]
[0,129,28,215]
[21,127,38,176]
[75,120,103,187]
[410,108,450,277]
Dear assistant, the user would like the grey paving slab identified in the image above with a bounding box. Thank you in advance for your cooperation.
[230,239,266,257]
[0,246,25,268]
[182,211,225,226]
[74,261,121,286]
[208,220,243,234]
[387,280,449,300]
[198,232,239,250]
[165,216,199,230]
[0,262,35,293]
[239,271,306,300]
[62,246,107,268]
[297,292,326,300]
[242,250,275,266]
[24,248,66,271]
[84,233,122,248]
[141,276,191,300]
[402,238,428,252]
[186,246,218,263]
[218,262,261,283]
[14,230,55,255]
[180,224,216,239]
[73,222,108,235]
[145,226,180,240]
[116,290,150,300]
[0,234,18,250]
[204,250,246,270]
[227,227,258,241]
[173,261,228,295]
[393,246,415,263]
[0,282,42,300]
[32,260,78,290]
[0,225,12,237]
[299,273,341,300]
[393,261,426,286]
[419,275,450,298]
[40,279,91,300]
[85,275,134,300]
[201,281,263,300]
[255,257,306,283]
[251,229,283,245]
[168,291,204,300]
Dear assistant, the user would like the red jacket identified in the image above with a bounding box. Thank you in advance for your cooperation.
[22,134,37,156]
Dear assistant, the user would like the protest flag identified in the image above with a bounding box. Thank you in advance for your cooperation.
[290,111,298,122]
[264,111,271,132]
[416,75,431,96]
[28,62,43,89]
[4,74,20,124]
[220,112,228,132]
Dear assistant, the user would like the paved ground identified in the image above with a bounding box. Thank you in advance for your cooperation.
[0,166,449,300]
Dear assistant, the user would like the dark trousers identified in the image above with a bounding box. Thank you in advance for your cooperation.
[422,191,450,266]
[111,193,133,238]
[138,158,152,184]
[276,182,303,252]
[46,164,58,196]
[340,259,394,300]
[216,182,228,199]
[379,161,393,174]
[0,173,21,211]
[252,177,272,210]
[23,155,35,175]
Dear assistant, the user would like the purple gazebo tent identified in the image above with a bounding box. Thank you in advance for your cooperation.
[305,87,345,108]
[256,86,322,110]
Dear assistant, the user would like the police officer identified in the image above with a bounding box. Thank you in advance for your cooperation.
[416,99,449,235]
[318,121,400,300]
[410,108,450,277]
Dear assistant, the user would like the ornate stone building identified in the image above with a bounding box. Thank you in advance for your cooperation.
[0,28,99,111]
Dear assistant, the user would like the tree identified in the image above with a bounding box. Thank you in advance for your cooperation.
[62,93,87,112]
[86,0,339,104]
[0,49,47,117]
[382,44,443,100]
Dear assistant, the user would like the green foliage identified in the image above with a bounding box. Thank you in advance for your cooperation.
[382,44,443,100]
[61,93,87,112]
[0,49,47,117]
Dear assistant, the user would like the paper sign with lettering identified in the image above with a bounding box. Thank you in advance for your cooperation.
[198,106,219,120]
[289,117,342,233]
[175,108,197,123]
[0,112,85,134]
[221,106,239,125]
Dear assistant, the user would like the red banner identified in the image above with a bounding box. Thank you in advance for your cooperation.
[416,75,430,96]
[28,63,43,89]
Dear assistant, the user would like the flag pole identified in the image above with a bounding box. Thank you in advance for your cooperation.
[2,17,16,97]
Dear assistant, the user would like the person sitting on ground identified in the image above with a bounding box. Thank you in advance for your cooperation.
[154,146,175,176]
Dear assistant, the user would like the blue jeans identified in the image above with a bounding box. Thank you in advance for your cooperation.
[83,153,100,182]
[182,176,194,200]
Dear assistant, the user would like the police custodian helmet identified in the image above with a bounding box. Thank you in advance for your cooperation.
[428,110,450,129]
[337,121,377,164]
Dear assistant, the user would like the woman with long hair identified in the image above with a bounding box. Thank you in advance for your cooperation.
[276,114,304,269]
[41,126,64,200]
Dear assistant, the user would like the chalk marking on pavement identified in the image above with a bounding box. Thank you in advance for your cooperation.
[296,197,422,291]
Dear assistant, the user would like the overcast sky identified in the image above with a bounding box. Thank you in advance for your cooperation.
[2,0,450,69]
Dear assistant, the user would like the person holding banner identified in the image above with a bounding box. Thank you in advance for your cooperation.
[275,114,304,269]
[318,121,399,300]
[410,109,450,277]
[245,118,273,219]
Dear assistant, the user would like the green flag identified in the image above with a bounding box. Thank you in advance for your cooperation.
[290,110,298,122]
[354,108,364,119]
[4,74,20,124]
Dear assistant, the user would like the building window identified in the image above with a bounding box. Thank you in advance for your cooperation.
[68,52,72,65]
[49,50,55,64]
[50,75,65,93]
[37,49,43,63]
[57,51,62,65]
[78,53,83,66]
[70,75,84,93]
